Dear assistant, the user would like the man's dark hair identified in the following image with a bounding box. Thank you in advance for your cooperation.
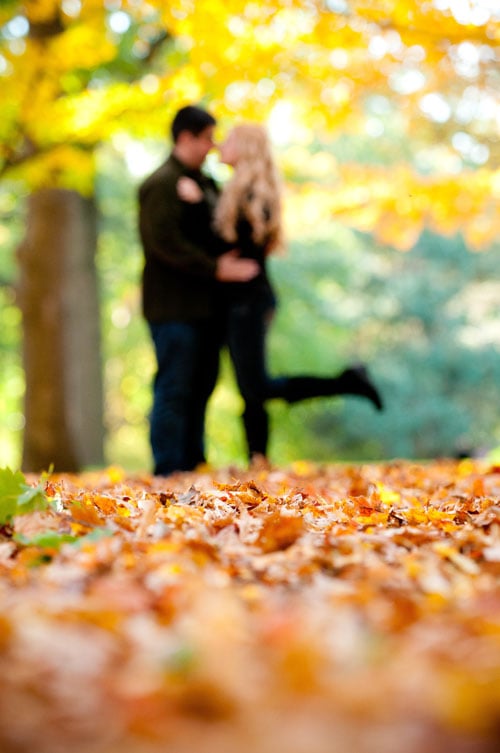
[171,105,216,142]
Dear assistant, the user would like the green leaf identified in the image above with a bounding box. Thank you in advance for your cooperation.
[167,644,197,676]
[13,526,113,559]
[14,524,113,553]
[0,467,49,524]
[0,468,29,524]
[16,478,49,515]
[78,526,114,543]
[14,531,78,550]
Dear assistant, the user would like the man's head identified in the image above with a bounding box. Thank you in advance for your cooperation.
[171,105,216,169]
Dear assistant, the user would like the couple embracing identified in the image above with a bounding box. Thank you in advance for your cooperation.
[139,105,383,477]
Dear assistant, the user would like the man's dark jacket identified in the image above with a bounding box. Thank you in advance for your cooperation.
[139,154,221,323]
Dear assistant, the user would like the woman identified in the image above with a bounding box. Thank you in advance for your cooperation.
[180,123,383,461]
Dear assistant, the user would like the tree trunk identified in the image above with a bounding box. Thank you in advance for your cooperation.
[17,188,104,472]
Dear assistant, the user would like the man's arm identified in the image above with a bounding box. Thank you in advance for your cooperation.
[140,180,218,277]
[215,250,259,282]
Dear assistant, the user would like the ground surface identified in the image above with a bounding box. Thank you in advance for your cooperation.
[1,459,500,753]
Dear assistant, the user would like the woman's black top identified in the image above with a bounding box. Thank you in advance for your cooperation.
[221,215,276,306]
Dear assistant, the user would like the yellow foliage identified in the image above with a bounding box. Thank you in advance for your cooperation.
[23,0,60,25]
[0,0,498,248]
[48,23,115,70]
[288,164,500,251]
[11,146,95,195]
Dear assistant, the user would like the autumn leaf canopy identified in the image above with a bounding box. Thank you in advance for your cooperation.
[0,0,499,249]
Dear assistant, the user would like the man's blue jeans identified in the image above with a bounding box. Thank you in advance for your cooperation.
[148,320,221,475]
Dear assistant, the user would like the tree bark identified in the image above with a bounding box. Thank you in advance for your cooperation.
[17,188,104,472]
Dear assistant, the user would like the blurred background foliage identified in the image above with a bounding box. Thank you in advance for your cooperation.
[2,135,499,470]
[1,0,499,470]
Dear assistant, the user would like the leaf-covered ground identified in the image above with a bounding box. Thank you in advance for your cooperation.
[1,459,500,753]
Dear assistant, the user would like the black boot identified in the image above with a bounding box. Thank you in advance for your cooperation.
[337,365,384,411]
[283,365,383,410]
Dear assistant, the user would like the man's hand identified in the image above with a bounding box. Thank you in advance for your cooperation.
[215,250,260,282]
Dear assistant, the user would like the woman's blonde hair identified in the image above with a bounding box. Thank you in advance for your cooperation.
[213,124,283,252]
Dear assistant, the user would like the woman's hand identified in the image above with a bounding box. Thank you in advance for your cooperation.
[177,177,203,203]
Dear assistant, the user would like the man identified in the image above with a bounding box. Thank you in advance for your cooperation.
[139,105,258,476]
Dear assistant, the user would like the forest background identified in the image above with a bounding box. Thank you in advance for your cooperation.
[0,0,499,472]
